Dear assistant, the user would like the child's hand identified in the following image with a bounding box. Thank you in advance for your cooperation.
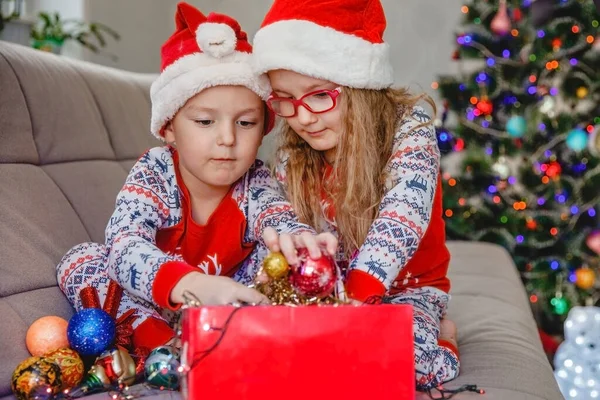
[262,227,338,265]
[170,272,270,306]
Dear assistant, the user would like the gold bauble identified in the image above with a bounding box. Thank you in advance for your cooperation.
[575,267,595,290]
[576,86,589,99]
[263,252,290,279]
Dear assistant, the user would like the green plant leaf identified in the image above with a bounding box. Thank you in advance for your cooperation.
[89,24,106,47]
[28,9,119,57]
[92,22,121,40]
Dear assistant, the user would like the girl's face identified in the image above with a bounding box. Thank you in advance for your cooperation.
[268,70,343,163]
[164,85,265,195]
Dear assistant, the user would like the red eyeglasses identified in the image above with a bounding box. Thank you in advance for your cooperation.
[266,87,342,117]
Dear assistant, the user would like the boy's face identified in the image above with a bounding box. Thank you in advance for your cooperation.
[164,86,264,193]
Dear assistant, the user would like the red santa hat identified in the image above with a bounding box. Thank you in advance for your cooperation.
[252,0,394,90]
[150,2,271,138]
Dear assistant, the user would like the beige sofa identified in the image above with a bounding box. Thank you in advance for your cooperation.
[0,42,563,400]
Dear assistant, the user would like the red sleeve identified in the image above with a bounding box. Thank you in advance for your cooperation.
[345,269,386,302]
[152,261,197,310]
[438,339,460,359]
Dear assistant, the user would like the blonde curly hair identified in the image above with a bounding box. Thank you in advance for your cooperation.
[277,87,436,257]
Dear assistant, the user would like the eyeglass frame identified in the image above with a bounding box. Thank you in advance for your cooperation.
[266,87,343,117]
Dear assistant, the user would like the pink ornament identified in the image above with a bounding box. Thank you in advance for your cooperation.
[586,231,600,255]
[26,316,70,356]
[491,0,511,36]
[289,249,336,298]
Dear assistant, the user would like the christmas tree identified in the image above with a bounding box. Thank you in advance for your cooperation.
[435,0,600,334]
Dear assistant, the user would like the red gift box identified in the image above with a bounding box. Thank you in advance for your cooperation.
[181,304,415,399]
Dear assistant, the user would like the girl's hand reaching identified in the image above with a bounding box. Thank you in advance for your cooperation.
[262,227,338,265]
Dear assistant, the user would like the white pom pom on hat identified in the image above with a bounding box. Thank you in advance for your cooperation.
[196,22,237,58]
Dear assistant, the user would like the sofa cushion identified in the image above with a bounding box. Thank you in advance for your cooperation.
[419,242,562,400]
[0,42,159,398]
[0,50,38,164]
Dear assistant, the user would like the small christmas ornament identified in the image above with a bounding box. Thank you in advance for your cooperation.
[550,294,570,315]
[566,128,588,152]
[92,346,136,386]
[576,87,588,99]
[11,356,62,400]
[65,347,136,397]
[491,156,511,180]
[67,308,116,356]
[586,231,600,255]
[588,125,600,157]
[452,49,460,60]
[44,348,84,390]
[102,280,124,319]
[539,96,556,118]
[512,7,522,22]
[144,346,181,390]
[476,99,494,115]
[289,248,336,298]
[491,0,511,35]
[262,252,290,279]
[545,161,562,178]
[552,38,562,51]
[526,218,537,230]
[80,283,137,351]
[574,267,595,290]
[506,116,527,138]
[79,286,101,309]
[26,316,70,357]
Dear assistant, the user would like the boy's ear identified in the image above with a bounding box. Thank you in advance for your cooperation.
[163,121,175,144]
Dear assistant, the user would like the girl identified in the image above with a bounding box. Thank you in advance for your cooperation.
[253,0,459,389]
[57,2,336,352]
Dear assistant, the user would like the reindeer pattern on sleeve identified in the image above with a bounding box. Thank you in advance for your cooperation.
[348,106,440,290]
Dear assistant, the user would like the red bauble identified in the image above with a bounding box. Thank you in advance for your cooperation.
[526,219,538,230]
[512,8,523,22]
[476,99,494,115]
[545,161,562,178]
[289,249,336,298]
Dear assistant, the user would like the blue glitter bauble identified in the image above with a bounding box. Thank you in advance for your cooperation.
[67,308,115,356]
[566,128,588,152]
[506,116,527,138]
